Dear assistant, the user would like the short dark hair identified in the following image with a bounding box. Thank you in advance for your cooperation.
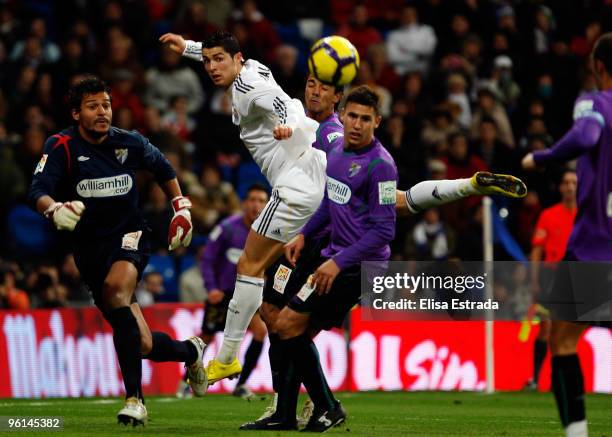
[245,183,269,198]
[592,32,612,74]
[68,76,111,112]
[203,30,242,58]
[344,85,380,114]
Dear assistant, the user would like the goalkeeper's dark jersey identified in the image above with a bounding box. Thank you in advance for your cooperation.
[28,126,176,242]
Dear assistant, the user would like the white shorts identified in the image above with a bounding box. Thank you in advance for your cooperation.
[252,148,327,243]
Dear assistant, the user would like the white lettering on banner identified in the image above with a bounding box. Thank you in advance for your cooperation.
[350,332,403,390]
[76,174,132,198]
[584,328,612,392]
[327,177,351,204]
[2,311,121,398]
[351,332,484,391]
[168,308,203,374]
[314,331,348,391]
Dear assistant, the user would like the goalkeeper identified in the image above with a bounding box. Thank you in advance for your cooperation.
[27,76,207,426]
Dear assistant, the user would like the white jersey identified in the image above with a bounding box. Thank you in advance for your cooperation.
[183,41,319,186]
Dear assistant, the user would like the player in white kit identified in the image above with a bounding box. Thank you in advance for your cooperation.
[159,30,528,390]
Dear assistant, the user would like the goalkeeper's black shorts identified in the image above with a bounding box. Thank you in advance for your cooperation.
[73,226,151,319]
[262,235,330,309]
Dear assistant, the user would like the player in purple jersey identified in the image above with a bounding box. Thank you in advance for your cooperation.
[27,77,205,425]
[243,87,397,431]
[522,33,612,437]
[196,185,269,399]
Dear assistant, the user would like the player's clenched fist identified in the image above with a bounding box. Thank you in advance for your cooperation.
[273,125,293,140]
[44,201,85,231]
[159,33,186,54]
[284,233,305,266]
[168,196,193,251]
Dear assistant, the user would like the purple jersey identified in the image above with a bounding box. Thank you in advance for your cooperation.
[200,214,249,292]
[534,90,612,260]
[302,137,398,268]
[313,112,343,153]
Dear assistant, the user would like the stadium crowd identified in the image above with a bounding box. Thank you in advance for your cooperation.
[1,0,611,309]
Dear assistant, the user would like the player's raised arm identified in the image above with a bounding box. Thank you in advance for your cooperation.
[523,97,604,170]
[160,33,203,62]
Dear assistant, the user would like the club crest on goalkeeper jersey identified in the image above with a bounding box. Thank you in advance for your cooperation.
[28,126,176,241]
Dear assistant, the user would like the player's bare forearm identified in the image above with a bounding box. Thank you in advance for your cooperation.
[160,178,183,200]
[395,190,411,217]
[36,195,57,215]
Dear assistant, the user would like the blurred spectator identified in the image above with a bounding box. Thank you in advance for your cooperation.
[162,95,196,141]
[421,104,459,153]
[271,45,304,100]
[442,131,487,180]
[386,4,437,75]
[571,20,601,58]
[446,73,471,128]
[367,44,401,95]
[0,265,30,310]
[16,126,46,176]
[145,44,204,114]
[179,239,208,303]
[110,69,145,129]
[143,184,173,253]
[337,4,382,60]
[489,55,520,112]
[60,254,89,303]
[36,266,67,308]
[0,145,27,211]
[533,5,555,55]
[136,271,165,306]
[353,60,392,117]
[98,29,144,91]
[473,117,517,174]
[10,17,60,64]
[470,84,515,147]
[405,208,455,260]
[141,106,185,153]
[174,0,219,42]
[190,165,241,232]
[229,0,280,65]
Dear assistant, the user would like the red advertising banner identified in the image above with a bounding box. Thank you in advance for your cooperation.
[349,308,611,393]
[0,304,348,398]
[0,305,609,398]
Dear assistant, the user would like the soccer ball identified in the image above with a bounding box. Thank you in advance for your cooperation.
[308,36,360,87]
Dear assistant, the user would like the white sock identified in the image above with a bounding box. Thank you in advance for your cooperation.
[405,178,476,213]
[217,274,264,364]
[566,420,588,437]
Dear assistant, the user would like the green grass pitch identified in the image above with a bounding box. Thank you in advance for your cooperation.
[1,391,610,436]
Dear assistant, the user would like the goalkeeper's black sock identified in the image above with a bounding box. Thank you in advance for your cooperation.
[237,339,263,385]
[551,354,585,428]
[533,338,548,382]
[268,333,282,393]
[107,306,143,400]
[286,333,336,412]
[146,332,198,365]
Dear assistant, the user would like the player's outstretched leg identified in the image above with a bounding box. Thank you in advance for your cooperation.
[400,171,527,214]
[207,230,284,386]
[549,321,589,437]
